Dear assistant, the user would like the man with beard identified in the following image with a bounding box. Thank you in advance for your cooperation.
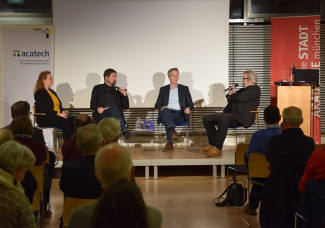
[202,70,260,156]
[90,68,131,140]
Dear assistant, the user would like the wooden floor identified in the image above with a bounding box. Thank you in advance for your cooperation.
[45,176,260,228]
[44,135,261,228]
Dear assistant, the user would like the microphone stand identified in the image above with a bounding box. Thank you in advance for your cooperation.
[290,62,293,88]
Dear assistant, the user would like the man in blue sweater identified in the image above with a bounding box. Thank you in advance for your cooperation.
[244,105,281,215]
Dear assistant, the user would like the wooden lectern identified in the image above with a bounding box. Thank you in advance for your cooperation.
[274,82,314,137]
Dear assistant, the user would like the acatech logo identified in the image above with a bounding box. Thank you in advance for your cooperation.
[33,27,51,38]
[13,50,50,57]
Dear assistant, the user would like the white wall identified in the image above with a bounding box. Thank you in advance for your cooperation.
[0,0,230,125]
[53,0,230,108]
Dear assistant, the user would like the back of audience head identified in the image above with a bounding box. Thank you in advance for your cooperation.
[95,143,133,189]
[11,101,30,118]
[0,129,13,145]
[76,123,103,155]
[9,115,33,136]
[72,114,94,139]
[0,141,35,182]
[264,105,281,125]
[91,179,148,228]
[98,118,121,144]
[282,106,303,128]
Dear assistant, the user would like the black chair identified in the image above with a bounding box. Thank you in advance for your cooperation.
[296,180,325,228]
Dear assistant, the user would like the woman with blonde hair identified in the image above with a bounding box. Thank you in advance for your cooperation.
[34,70,73,141]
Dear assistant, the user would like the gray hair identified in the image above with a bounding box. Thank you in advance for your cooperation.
[282,106,303,127]
[243,70,258,84]
[0,129,13,145]
[0,141,35,175]
[77,124,103,155]
[95,143,133,189]
[98,118,121,144]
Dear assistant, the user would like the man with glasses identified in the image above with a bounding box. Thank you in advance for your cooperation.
[202,70,260,156]
[3,101,45,145]
[155,68,194,151]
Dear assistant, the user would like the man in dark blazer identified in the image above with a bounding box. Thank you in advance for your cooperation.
[155,68,194,151]
[3,101,45,145]
[203,70,260,156]
[90,68,131,140]
[60,124,104,199]
[260,106,315,228]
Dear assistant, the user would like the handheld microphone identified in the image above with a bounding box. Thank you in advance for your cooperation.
[116,86,127,92]
[224,83,239,92]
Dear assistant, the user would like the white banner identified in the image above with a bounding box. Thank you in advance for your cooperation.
[2,27,53,125]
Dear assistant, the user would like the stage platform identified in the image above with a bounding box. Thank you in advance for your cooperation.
[55,137,238,180]
[128,143,236,180]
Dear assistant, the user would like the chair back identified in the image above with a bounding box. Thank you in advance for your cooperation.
[45,146,50,164]
[235,143,249,166]
[63,197,97,228]
[248,153,270,178]
[32,106,46,126]
[250,107,260,129]
[298,180,325,228]
[29,163,45,227]
[29,164,45,211]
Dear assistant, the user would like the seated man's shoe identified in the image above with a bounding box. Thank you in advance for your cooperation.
[202,145,213,154]
[244,204,257,215]
[163,142,174,151]
[206,146,222,157]
[123,130,132,141]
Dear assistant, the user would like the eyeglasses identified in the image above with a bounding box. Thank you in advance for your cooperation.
[243,77,249,80]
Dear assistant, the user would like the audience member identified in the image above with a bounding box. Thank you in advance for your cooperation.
[0,128,13,145]
[203,70,260,156]
[9,115,53,213]
[299,147,325,192]
[0,128,37,205]
[62,114,94,163]
[3,101,46,145]
[98,117,121,144]
[244,105,281,215]
[0,141,36,228]
[260,106,315,228]
[91,179,149,228]
[68,143,163,228]
[10,115,46,165]
[298,179,325,228]
[60,124,104,198]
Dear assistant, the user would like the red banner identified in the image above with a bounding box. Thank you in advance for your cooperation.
[271,16,321,143]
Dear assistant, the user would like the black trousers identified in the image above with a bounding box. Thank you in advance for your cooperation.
[36,115,73,141]
[249,181,266,209]
[203,113,239,150]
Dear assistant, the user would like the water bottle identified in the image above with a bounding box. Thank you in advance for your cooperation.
[136,118,141,131]
[145,119,151,130]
